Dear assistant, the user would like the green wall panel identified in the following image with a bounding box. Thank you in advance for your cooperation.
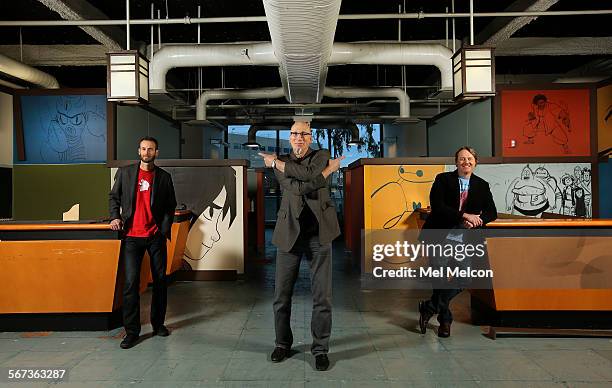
[116,105,180,160]
[13,164,110,221]
[427,98,493,157]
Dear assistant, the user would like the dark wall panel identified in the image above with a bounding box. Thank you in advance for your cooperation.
[13,164,109,221]
[0,167,11,219]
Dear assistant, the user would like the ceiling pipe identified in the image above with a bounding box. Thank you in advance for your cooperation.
[195,87,286,121]
[329,43,453,91]
[0,53,59,89]
[150,43,277,93]
[323,86,411,118]
[2,9,610,27]
[262,0,342,103]
[150,42,452,95]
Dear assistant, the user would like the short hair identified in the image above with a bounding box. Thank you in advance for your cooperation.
[292,121,311,131]
[138,136,159,150]
[454,146,478,162]
[532,94,547,104]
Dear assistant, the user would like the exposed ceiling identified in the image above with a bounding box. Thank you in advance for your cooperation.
[0,0,610,123]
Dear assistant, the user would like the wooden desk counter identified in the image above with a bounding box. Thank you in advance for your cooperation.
[0,213,191,331]
[0,222,121,330]
[471,217,612,329]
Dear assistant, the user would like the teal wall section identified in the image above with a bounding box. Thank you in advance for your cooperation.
[116,105,180,160]
[427,98,493,157]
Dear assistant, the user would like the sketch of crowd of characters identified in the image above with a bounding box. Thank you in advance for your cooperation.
[41,96,106,162]
[522,94,572,154]
[505,165,591,218]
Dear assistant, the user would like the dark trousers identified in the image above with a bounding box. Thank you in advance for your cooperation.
[273,233,332,356]
[122,232,168,336]
[423,288,463,324]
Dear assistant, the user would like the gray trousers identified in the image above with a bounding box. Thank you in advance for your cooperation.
[273,233,332,355]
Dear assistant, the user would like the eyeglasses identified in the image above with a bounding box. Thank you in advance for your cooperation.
[289,132,312,138]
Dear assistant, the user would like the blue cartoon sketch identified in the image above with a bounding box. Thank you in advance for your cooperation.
[40,96,106,162]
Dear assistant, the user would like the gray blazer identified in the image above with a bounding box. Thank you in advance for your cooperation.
[271,148,341,252]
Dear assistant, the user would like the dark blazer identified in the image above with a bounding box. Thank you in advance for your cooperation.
[109,163,177,238]
[272,148,341,252]
[422,169,497,231]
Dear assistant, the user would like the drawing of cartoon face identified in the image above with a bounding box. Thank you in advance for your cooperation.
[582,169,591,185]
[561,174,574,186]
[573,166,583,183]
[56,97,86,137]
[521,166,533,180]
[534,167,550,180]
[398,166,430,183]
[185,187,228,260]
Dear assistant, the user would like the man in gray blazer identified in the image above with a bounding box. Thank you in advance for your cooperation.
[259,121,343,371]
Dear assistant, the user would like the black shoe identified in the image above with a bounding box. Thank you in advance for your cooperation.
[153,325,170,337]
[271,347,288,362]
[120,334,139,349]
[438,322,451,338]
[315,354,330,371]
[418,301,433,334]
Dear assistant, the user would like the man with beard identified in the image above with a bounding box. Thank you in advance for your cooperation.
[109,137,177,349]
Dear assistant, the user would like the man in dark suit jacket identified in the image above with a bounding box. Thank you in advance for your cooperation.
[109,136,177,349]
[419,146,497,338]
[259,121,343,371]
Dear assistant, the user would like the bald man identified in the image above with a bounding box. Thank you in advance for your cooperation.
[259,121,344,371]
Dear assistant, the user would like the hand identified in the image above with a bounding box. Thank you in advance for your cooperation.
[462,213,483,227]
[462,219,475,229]
[258,152,277,168]
[327,156,346,173]
[110,218,123,231]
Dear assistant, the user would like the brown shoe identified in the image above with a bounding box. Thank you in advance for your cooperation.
[418,301,433,334]
[438,322,451,338]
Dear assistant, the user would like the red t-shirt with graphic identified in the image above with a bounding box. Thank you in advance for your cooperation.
[125,168,159,237]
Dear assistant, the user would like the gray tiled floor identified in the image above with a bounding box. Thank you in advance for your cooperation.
[2,237,612,387]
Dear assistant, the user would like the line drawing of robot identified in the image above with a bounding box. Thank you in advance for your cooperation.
[370,165,434,229]
[40,96,106,162]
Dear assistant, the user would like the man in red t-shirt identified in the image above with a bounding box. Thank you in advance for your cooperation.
[109,137,177,349]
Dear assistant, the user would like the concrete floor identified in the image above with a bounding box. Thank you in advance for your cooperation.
[2,238,612,387]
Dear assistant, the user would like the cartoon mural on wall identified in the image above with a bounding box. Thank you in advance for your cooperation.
[19,94,106,164]
[597,83,612,153]
[501,89,590,157]
[166,166,244,273]
[366,165,444,229]
[522,94,572,153]
[469,163,592,218]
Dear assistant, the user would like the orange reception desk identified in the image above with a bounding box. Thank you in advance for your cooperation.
[0,211,190,331]
[471,218,612,329]
[345,158,612,330]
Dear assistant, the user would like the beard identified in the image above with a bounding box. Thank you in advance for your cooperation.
[140,154,156,163]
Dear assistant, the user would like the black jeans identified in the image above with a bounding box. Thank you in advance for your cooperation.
[423,235,470,324]
[273,232,332,355]
[122,232,167,336]
[423,288,464,324]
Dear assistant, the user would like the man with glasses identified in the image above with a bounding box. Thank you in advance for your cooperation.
[259,121,344,371]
